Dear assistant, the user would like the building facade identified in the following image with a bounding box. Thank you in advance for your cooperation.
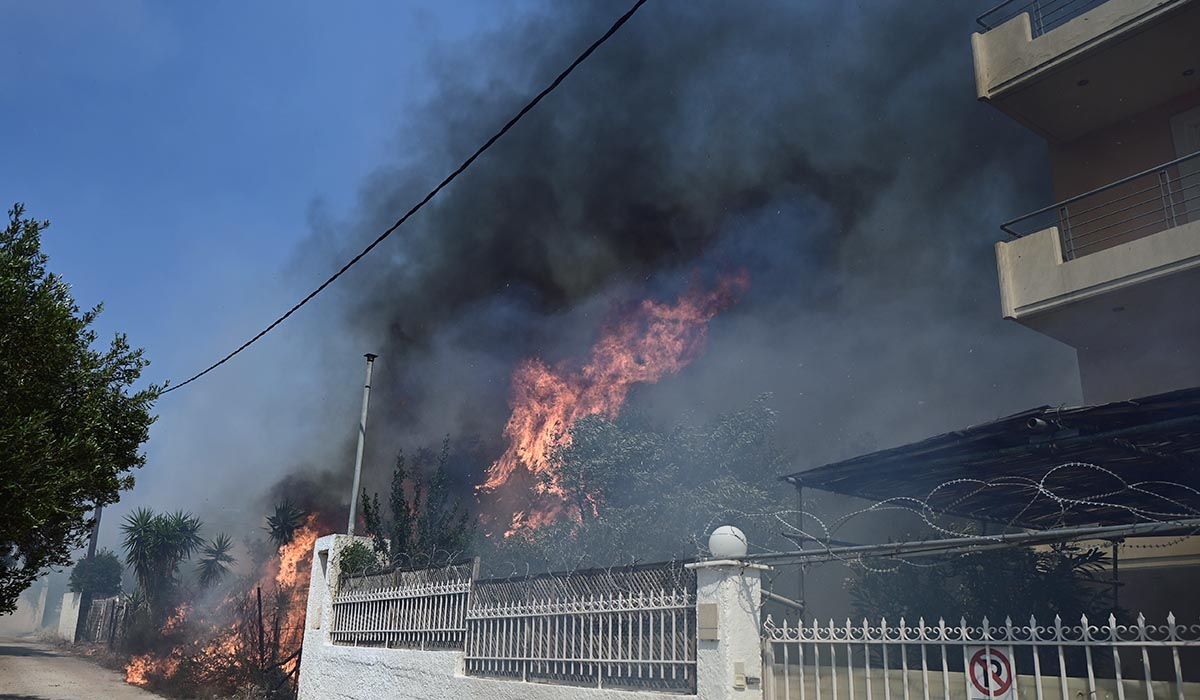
[973,0,1200,403]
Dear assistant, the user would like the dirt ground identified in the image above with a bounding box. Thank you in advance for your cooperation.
[0,634,168,700]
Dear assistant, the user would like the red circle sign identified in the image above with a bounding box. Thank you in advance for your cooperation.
[970,648,1013,697]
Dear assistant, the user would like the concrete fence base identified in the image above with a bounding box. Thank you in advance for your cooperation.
[297,535,767,700]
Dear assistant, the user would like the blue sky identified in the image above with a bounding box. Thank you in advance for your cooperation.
[2,1,530,384]
[1,1,551,543]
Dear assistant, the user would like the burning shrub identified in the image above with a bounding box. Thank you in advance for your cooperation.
[116,510,325,699]
[489,396,790,568]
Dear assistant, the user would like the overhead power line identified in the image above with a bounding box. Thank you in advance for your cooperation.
[162,0,651,395]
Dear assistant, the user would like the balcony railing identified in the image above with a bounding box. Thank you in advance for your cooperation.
[977,0,1109,36]
[1001,151,1200,260]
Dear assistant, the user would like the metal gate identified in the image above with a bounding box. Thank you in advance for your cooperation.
[762,614,1200,700]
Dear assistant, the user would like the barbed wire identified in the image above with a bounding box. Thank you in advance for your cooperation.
[695,461,1200,573]
[333,462,1199,593]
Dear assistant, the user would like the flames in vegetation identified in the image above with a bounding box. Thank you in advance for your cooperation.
[124,514,322,693]
[482,274,748,533]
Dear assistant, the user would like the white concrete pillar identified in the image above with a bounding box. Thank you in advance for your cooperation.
[57,592,82,642]
[298,534,370,700]
[32,577,50,630]
[689,561,770,700]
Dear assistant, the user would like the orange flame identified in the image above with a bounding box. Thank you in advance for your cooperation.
[123,514,322,689]
[483,274,748,532]
[269,514,320,670]
[126,651,181,686]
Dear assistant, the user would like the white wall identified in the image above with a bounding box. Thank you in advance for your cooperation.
[56,592,81,643]
[297,535,766,700]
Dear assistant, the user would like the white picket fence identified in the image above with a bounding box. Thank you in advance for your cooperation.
[761,614,1200,700]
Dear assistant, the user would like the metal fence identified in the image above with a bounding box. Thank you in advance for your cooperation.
[464,562,698,693]
[329,560,476,649]
[762,613,1200,700]
[82,595,130,646]
[1001,151,1200,261]
[977,0,1108,37]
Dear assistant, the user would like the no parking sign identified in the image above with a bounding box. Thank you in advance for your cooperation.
[967,646,1014,700]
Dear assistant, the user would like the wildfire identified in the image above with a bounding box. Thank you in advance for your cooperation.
[123,513,322,690]
[483,274,748,532]
[274,515,320,590]
[268,514,320,671]
[126,651,181,686]
[162,604,191,633]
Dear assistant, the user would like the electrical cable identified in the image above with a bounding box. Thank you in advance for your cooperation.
[162,0,650,394]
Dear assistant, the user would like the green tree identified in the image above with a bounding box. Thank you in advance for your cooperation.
[68,549,123,598]
[0,204,160,614]
[338,540,382,576]
[362,436,474,568]
[120,508,203,616]
[414,437,472,558]
[195,533,237,588]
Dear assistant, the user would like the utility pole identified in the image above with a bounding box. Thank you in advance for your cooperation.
[346,353,377,535]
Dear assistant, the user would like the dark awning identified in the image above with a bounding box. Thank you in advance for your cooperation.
[784,387,1200,529]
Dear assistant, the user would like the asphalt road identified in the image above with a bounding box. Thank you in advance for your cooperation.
[0,635,167,700]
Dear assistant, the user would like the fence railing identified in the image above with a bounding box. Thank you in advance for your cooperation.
[464,562,698,693]
[1001,151,1200,261]
[329,560,475,649]
[82,595,129,646]
[977,0,1109,37]
[762,613,1200,700]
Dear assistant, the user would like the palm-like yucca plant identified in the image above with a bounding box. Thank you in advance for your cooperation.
[195,533,237,588]
[121,508,204,613]
[264,501,306,548]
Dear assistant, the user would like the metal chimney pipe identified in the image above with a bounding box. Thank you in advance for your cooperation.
[86,504,103,559]
[346,353,378,535]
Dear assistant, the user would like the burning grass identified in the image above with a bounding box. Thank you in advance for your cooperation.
[115,514,322,698]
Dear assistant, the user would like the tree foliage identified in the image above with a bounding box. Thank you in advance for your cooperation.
[195,533,237,589]
[337,540,382,576]
[68,548,123,597]
[264,501,306,548]
[0,204,159,614]
[493,396,791,568]
[121,508,204,616]
[362,436,474,568]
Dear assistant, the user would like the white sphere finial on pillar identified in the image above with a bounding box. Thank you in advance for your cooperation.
[708,525,748,559]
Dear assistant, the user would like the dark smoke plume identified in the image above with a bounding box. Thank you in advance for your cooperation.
[279,1,1077,526]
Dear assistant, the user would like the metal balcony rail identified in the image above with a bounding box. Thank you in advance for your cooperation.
[762,613,1200,700]
[1000,150,1200,261]
[977,0,1109,37]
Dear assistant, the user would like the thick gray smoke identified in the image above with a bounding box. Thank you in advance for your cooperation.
[109,1,1080,561]
[297,0,1079,503]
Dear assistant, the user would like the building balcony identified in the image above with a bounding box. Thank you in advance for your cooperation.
[995,150,1200,401]
[972,0,1200,142]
